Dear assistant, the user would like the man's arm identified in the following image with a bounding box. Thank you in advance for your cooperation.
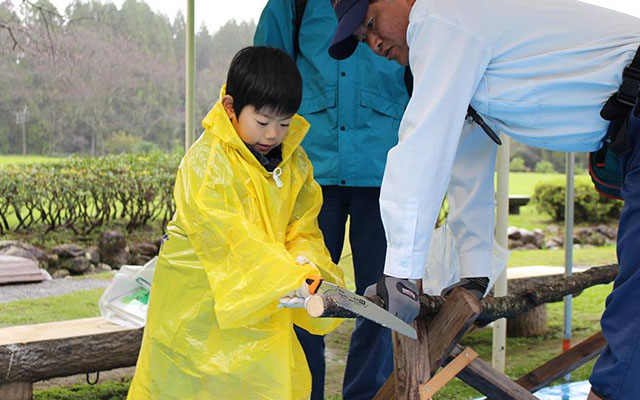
[447,122,498,279]
[380,17,492,279]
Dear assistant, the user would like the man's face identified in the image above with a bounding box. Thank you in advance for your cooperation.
[353,0,412,65]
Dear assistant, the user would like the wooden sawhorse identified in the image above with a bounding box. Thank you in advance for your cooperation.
[374,287,606,399]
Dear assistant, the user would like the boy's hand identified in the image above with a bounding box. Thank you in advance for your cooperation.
[364,276,420,323]
[278,275,323,308]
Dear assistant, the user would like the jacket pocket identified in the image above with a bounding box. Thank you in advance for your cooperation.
[298,89,336,115]
[360,91,405,120]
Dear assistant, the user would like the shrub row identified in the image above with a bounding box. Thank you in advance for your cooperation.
[0,152,180,235]
[532,177,623,223]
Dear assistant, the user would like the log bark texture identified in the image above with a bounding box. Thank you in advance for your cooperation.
[476,264,617,325]
[374,288,481,400]
[0,328,142,383]
[392,319,431,400]
[314,264,618,326]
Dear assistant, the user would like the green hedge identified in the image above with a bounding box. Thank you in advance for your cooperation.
[532,177,622,223]
[0,152,180,234]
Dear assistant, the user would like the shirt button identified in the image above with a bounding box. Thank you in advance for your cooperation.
[340,180,346,185]
[341,72,346,77]
[340,126,346,131]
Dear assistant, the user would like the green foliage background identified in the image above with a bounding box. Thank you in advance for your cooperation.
[532,177,622,223]
[0,0,255,156]
[0,152,179,234]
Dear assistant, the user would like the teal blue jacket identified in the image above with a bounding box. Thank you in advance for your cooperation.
[254,0,410,187]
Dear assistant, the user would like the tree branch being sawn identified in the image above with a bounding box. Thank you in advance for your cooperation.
[314,264,618,326]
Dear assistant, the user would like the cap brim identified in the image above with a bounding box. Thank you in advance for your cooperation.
[328,0,369,60]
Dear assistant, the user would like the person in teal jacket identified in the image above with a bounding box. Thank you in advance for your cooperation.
[255,1,410,399]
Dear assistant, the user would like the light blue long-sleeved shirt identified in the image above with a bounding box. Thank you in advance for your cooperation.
[381,0,640,279]
[254,0,410,187]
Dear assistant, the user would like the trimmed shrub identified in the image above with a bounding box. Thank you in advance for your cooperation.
[534,160,556,173]
[510,156,527,172]
[532,177,622,223]
[104,131,141,154]
[134,140,160,154]
[0,152,179,234]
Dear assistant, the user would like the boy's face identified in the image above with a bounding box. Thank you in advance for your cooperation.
[353,0,411,66]
[222,96,293,154]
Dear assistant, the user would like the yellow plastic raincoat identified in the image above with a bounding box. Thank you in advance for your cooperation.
[127,87,344,400]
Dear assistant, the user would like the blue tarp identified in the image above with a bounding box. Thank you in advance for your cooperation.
[533,381,591,400]
[475,380,591,400]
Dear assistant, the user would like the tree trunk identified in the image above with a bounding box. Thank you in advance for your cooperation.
[21,122,26,155]
[0,382,32,400]
[507,304,548,337]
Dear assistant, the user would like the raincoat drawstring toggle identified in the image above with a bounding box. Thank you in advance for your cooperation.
[272,167,283,188]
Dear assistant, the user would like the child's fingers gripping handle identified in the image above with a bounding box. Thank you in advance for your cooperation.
[305,275,323,295]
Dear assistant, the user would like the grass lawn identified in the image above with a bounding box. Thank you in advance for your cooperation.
[0,289,103,328]
[510,244,616,267]
[506,172,568,196]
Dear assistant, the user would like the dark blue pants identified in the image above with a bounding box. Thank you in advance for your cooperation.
[295,186,393,400]
[590,103,640,400]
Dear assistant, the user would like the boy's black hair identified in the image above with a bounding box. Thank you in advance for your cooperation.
[226,46,302,118]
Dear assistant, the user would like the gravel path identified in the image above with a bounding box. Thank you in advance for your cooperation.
[0,278,110,303]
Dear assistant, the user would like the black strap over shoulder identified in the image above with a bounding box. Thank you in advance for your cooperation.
[599,44,640,157]
[293,0,307,58]
[589,44,640,200]
[617,44,640,107]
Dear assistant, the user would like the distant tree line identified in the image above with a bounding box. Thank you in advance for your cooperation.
[0,0,255,155]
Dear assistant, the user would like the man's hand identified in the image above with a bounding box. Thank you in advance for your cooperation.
[440,277,489,300]
[364,276,420,323]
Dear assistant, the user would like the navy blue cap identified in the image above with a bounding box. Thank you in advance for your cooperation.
[328,0,369,60]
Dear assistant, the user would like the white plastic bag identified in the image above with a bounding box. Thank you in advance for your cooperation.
[99,256,157,328]
[422,223,510,296]
[423,224,461,295]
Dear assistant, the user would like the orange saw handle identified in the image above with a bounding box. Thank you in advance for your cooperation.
[305,275,324,295]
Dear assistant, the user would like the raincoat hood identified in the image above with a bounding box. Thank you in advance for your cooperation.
[201,86,309,169]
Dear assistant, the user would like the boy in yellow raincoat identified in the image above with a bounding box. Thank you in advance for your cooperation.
[127,46,344,400]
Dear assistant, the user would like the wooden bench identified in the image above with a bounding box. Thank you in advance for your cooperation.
[0,317,142,400]
[0,255,48,284]
[508,194,531,214]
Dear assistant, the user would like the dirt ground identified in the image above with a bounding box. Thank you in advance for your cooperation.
[33,367,135,390]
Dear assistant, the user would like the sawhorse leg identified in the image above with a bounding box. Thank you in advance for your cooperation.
[375,287,482,399]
